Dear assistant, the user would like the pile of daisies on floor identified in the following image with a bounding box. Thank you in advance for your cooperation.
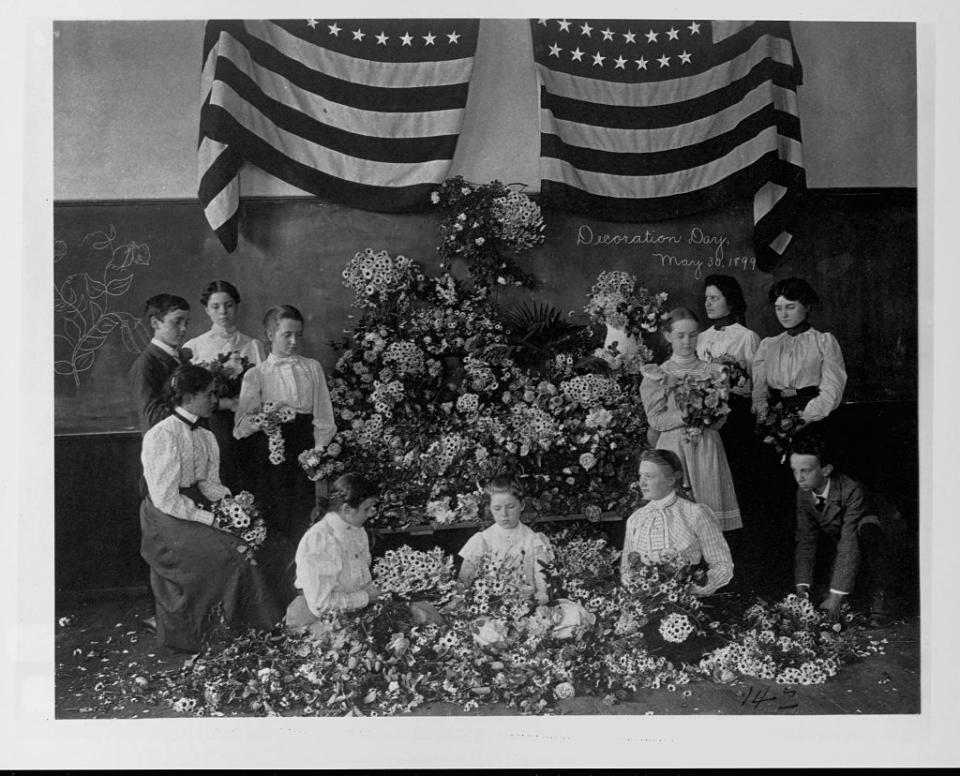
[135,528,871,717]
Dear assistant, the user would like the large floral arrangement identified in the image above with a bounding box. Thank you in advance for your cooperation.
[584,270,670,338]
[431,176,544,288]
[666,372,731,443]
[308,262,659,529]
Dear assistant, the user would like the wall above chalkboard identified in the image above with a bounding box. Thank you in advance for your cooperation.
[53,189,916,435]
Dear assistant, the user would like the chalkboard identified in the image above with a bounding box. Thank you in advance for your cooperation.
[53,190,916,434]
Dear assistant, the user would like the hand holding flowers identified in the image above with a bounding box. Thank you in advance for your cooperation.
[212,490,267,563]
[250,401,297,465]
[666,372,731,443]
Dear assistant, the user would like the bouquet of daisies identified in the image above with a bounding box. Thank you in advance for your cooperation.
[372,546,459,605]
[666,372,731,443]
[250,401,297,465]
[618,549,707,644]
[212,491,267,560]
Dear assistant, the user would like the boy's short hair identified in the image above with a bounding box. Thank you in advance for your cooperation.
[263,304,305,336]
[144,293,190,322]
[788,427,833,467]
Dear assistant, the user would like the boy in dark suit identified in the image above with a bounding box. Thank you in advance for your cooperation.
[787,429,894,627]
[128,294,192,431]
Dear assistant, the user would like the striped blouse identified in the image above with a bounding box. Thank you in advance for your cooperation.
[620,493,734,595]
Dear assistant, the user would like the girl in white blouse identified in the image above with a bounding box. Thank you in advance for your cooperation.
[285,473,381,632]
[621,449,733,596]
[183,280,266,491]
[139,364,280,652]
[752,278,847,425]
[458,475,553,604]
[234,305,337,543]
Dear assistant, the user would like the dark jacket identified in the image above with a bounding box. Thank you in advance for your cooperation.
[794,473,872,593]
[128,342,182,432]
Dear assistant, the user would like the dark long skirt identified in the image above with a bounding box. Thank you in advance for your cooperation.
[139,497,282,652]
[208,408,243,492]
[241,413,317,545]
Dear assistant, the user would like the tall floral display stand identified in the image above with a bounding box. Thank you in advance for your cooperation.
[300,182,670,534]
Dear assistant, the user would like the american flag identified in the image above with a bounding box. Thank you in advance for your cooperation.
[531,19,805,270]
[199,19,480,252]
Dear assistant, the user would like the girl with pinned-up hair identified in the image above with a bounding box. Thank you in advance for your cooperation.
[284,473,382,633]
[752,277,847,426]
[620,449,733,596]
[639,307,742,532]
[138,364,280,652]
[183,280,267,490]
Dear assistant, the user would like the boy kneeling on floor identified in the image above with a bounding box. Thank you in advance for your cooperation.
[787,428,895,628]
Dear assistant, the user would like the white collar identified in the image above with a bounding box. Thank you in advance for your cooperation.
[175,407,199,424]
[151,337,180,359]
[814,479,831,501]
[209,324,239,339]
[648,492,679,510]
[267,352,300,365]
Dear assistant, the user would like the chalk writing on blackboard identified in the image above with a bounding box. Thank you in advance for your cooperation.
[53,226,152,386]
[575,224,756,278]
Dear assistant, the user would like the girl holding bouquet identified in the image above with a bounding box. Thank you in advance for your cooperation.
[640,307,742,531]
[234,305,336,543]
[751,278,847,582]
[139,364,280,652]
[621,449,733,596]
[696,275,761,445]
[183,280,265,490]
[752,278,847,431]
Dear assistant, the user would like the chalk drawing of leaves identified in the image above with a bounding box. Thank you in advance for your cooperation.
[54,225,152,387]
[111,241,150,270]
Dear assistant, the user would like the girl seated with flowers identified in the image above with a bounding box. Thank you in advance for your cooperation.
[139,365,281,652]
[621,449,734,597]
[457,475,553,605]
[285,473,381,635]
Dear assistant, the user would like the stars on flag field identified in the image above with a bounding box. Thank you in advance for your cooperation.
[538,18,704,72]
[308,20,463,47]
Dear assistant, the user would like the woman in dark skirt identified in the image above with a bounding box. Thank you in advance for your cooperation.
[183,280,266,491]
[751,278,848,587]
[139,364,280,652]
[695,275,762,580]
